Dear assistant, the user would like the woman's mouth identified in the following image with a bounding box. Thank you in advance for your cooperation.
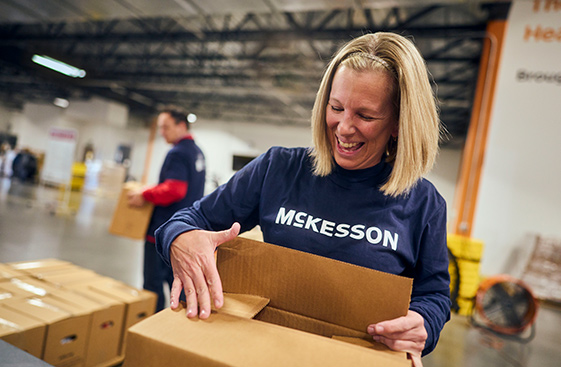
[337,137,363,153]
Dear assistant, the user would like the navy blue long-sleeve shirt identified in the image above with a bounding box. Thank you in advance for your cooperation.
[156,146,450,355]
[145,136,206,241]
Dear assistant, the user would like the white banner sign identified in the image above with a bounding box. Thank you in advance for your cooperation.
[41,128,78,185]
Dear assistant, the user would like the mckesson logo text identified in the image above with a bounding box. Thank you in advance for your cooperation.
[275,207,399,250]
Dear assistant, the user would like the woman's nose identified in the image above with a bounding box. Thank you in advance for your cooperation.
[337,112,355,135]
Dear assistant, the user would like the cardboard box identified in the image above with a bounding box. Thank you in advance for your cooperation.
[8,258,73,272]
[17,263,90,279]
[1,275,126,367]
[54,287,126,367]
[0,264,27,281]
[108,182,154,240]
[0,305,47,358]
[2,297,89,367]
[0,288,18,302]
[2,259,145,367]
[35,268,102,287]
[0,277,60,298]
[67,278,156,357]
[124,238,413,367]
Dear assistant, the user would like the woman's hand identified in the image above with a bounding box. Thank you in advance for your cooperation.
[367,310,427,367]
[168,222,241,319]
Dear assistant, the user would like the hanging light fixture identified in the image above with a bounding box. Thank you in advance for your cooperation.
[32,54,86,78]
[187,113,197,123]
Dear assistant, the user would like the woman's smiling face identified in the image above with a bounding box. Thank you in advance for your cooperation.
[326,65,398,171]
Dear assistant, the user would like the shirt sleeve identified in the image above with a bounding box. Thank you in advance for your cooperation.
[408,203,451,356]
[142,179,188,206]
[155,149,272,265]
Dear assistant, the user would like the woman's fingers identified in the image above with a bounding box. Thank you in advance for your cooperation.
[212,222,241,247]
[168,222,242,318]
[169,276,183,309]
[367,311,427,355]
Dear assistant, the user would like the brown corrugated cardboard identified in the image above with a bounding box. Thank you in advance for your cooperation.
[0,277,59,297]
[0,264,27,281]
[3,274,128,367]
[67,277,156,357]
[19,264,89,278]
[0,289,17,302]
[8,258,72,272]
[36,269,101,287]
[0,305,47,358]
[218,238,412,334]
[63,284,126,367]
[0,259,145,367]
[52,288,125,367]
[2,297,89,367]
[108,182,154,240]
[123,238,413,367]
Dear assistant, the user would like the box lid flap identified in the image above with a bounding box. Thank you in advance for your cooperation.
[213,293,269,319]
[0,305,46,334]
[2,297,71,323]
[217,238,412,332]
[8,258,71,270]
[0,264,26,280]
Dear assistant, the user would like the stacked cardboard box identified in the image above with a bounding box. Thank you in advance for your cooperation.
[96,162,127,198]
[0,259,156,367]
[448,234,485,316]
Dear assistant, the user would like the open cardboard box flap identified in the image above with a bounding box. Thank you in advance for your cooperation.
[124,237,414,367]
[218,237,412,334]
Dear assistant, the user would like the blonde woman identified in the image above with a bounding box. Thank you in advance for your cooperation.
[156,32,450,363]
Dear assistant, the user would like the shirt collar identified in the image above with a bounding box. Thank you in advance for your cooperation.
[329,159,392,189]
[174,134,193,145]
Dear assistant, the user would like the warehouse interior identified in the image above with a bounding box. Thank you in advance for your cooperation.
[1,0,560,366]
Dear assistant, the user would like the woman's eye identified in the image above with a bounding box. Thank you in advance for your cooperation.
[359,114,374,120]
[330,105,343,112]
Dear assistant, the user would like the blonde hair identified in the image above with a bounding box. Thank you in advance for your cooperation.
[309,32,441,197]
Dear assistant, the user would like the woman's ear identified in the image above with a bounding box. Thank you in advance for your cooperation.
[391,123,399,138]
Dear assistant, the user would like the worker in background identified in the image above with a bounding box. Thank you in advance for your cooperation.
[128,106,206,311]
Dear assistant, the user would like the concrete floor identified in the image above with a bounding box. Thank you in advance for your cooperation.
[1,178,560,367]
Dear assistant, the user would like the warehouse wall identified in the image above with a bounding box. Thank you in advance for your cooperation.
[0,105,13,131]
[472,1,561,276]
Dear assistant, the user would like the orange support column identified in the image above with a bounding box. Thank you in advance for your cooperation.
[451,20,507,236]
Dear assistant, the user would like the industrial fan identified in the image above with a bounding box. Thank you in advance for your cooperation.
[471,274,539,342]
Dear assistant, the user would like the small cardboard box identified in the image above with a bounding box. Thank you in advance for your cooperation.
[0,264,27,281]
[49,289,125,367]
[0,304,47,358]
[67,277,156,357]
[124,238,413,367]
[2,297,89,367]
[8,258,73,272]
[17,263,90,279]
[108,182,154,240]
[62,286,126,367]
[0,277,60,297]
[36,268,102,287]
[0,276,124,366]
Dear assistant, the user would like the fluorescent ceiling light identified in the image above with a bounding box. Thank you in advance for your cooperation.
[53,98,69,108]
[32,54,86,78]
